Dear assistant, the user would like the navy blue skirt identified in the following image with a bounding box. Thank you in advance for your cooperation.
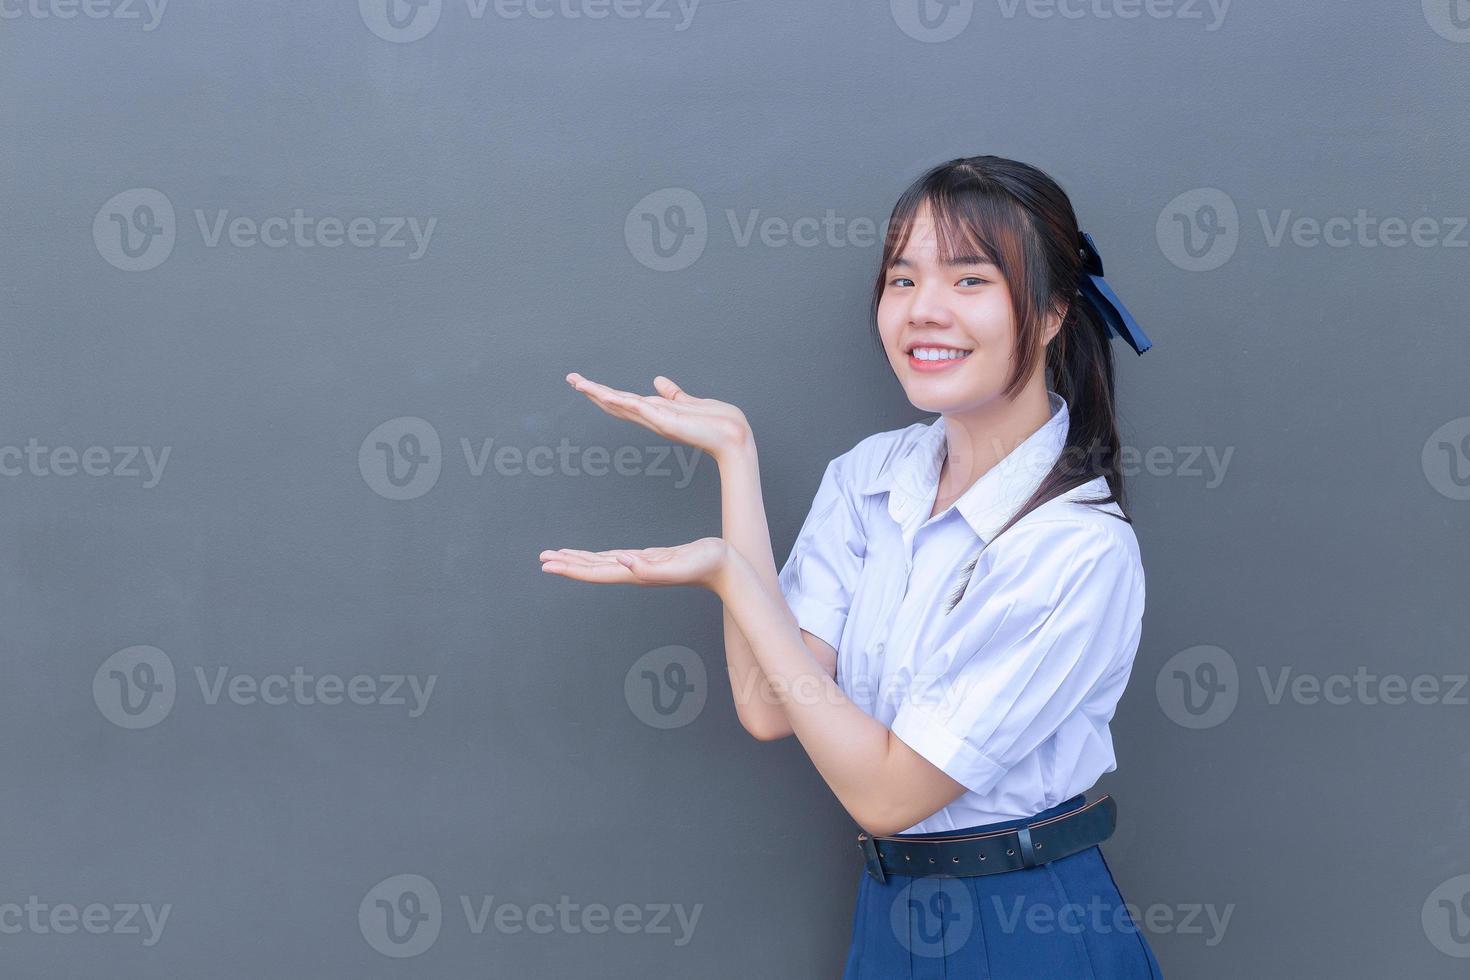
[843,794,1163,978]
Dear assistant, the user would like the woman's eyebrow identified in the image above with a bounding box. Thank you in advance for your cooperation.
[890,252,995,268]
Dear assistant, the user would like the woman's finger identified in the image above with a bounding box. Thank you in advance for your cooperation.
[541,561,634,584]
[540,551,639,584]
[541,546,671,565]
[652,375,697,403]
[570,373,686,417]
[567,374,674,431]
[567,373,639,404]
[539,551,618,569]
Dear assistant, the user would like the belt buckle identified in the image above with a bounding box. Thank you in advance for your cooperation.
[857,832,887,884]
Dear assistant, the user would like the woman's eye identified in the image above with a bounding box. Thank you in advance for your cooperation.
[886,275,988,288]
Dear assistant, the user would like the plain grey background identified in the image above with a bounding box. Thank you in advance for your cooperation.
[3,1,1469,976]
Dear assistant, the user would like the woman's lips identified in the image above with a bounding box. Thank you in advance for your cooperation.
[906,348,972,373]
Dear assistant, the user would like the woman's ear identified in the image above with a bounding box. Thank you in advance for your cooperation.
[1043,297,1070,346]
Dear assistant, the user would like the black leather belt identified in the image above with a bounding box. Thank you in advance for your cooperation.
[855,794,1116,884]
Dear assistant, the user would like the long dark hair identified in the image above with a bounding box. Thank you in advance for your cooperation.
[869,155,1133,610]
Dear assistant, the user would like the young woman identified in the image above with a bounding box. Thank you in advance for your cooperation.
[540,155,1163,977]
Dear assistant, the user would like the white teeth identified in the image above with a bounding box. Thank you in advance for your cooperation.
[912,347,971,361]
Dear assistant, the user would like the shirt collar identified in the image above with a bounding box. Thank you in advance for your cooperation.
[858,389,1071,544]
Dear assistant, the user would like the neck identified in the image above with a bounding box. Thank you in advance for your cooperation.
[936,372,1054,502]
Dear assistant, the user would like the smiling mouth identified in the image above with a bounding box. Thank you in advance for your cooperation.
[905,345,973,371]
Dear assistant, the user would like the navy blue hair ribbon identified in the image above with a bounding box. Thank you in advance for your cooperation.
[1077,231,1152,355]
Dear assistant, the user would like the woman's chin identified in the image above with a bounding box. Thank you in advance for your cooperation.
[900,379,970,415]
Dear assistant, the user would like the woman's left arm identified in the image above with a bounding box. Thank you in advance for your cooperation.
[540,534,968,836]
[544,519,1143,836]
[710,542,968,837]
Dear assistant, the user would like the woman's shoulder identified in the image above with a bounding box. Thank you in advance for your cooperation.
[1003,477,1145,574]
[822,418,937,487]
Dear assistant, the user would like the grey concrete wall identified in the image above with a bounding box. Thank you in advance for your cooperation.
[3,1,1468,976]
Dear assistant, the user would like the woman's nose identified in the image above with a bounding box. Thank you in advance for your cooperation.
[906,282,956,327]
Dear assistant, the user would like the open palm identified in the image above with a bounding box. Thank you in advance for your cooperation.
[565,372,750,460]
[539,537,729,590]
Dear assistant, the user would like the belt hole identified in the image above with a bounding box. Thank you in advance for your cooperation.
[978,854,986,860]
[951,856,959,863]
[928,857,935,864]
[1036,842,1043,849]
[1006,848,1014,855]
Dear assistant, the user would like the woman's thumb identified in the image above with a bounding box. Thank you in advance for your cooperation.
[653,376,691,401]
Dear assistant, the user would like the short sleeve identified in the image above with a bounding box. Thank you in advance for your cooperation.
[776,453,868,651]
[889,521,1144,797]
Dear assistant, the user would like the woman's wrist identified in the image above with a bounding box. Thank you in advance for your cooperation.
[712,423,756,468]
[709,539,750,600]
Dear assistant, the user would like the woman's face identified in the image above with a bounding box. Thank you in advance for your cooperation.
[876,202,1032,416]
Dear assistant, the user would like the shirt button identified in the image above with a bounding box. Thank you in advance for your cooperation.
[873,641,885,656]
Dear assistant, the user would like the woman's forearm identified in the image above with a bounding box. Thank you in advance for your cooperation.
[712,545,894,825]
[716,437,810,739]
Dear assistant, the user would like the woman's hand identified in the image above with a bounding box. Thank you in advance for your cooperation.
[539,536,733,592]
[565,373,752,463]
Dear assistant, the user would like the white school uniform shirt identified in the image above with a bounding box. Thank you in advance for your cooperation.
[777,389,1146,835]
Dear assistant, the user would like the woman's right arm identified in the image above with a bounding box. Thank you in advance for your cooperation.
[717,434,837,741]
[560,372,834,741]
